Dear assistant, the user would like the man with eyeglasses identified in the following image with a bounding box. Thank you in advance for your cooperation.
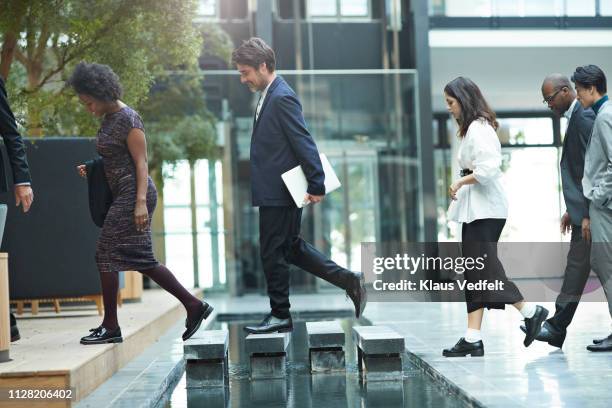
[520,74,594,348]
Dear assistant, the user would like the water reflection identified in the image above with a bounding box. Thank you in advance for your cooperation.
[166,318,464,408]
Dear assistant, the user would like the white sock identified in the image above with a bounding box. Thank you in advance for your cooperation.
[464,328,482,343]
[519,303,536,319]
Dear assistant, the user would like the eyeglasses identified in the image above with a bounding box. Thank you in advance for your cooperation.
[542,87,565,105]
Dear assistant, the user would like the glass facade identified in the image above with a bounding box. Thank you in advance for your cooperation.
[429,0,603,16]
[162,70,422,294]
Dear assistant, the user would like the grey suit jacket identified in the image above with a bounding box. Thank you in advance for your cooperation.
[561,102,595,225]
[583,99,612,210]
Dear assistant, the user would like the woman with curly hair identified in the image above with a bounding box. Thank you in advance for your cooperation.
[443,77,548,357]
[69,62,213,344]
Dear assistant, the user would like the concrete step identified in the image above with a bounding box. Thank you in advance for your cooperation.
[306,321,346,373]
[183,329,229,387]
[352,325,404,381]
[245,332,291,380]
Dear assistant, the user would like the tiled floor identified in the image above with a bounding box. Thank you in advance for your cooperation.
[364,301,612,408]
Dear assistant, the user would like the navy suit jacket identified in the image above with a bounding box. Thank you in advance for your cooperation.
[250,76,325,207]
[561,102,595,225]
[0,77,31,193]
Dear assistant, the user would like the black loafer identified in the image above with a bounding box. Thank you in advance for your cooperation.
[80,326,123,345]
[346,272,367,318]
[10,325,20,342]
[244,313,293,334]
[520,321,565,348]
[593,333,612,344]
[443,337,484,357]
[182,301,214,341]
[587,335,612,352]
[523,305,548,347]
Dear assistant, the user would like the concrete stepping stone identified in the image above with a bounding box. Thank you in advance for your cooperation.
[352,325,404,381]
[183,329,229,387]
[306,321,346,372]
[245,332,291,379]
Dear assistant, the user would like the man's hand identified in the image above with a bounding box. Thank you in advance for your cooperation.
[76,164,87,178]
[15,185,33,213]
[581,217,591,242]
[304,193,324,206]
[560,212,571,235]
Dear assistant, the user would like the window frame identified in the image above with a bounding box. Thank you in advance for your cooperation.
[305,0,373,22]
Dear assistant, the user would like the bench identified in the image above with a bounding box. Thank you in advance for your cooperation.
[352,325,404,380]
[245,332,291,379]
[306,321,346,372]
[183,329,229,387]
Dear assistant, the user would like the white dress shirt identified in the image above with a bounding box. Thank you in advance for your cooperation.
[447,119,508,224]
[564,99,578,123]
[255,79,274,121]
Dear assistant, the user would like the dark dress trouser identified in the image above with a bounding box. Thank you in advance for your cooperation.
[462,218,524,313]
[259,206,354,319]
[546,225,591,333]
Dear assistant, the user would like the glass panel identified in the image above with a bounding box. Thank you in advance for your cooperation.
[215,160,224,205]
[599,0,612,15]
[309,0,338,16]
[340,0,368,16]
[164,207,192,234]
[497,117,554,145]
[197,0,216,16]
[445,0,492,17]
[162,161,191,206]
[197,232,213,288]
[502,147,563,241]
[195,159,210,205]
[566,0,596,16]
[523,0,562,16]
[165,234,194,288]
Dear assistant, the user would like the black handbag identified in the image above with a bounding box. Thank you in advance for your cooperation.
[85,157,113,228]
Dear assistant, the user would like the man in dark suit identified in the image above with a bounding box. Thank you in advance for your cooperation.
[232,38,366,334]
[0,75,34,343]
[520,74,595,348]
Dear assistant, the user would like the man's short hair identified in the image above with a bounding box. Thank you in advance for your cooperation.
[571,65,607,94]
[231,37,276,72]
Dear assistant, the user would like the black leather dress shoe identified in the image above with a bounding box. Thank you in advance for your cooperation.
[588,335,612,352]
[443,337,484,357]
[80,326,123,345]
[346,272,367,318]
[593,333,612,344]
[244,313,293,334]
[523,305,549,347]
[183,301,214,341]
[10,325,20,342]
[520,321,565,348]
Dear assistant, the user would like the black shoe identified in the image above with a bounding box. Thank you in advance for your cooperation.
[587,336,612,352]
[443,337,484,357]
[346,272,367,318]
[182,301,214,341]
[523,305,548,347]
[593,333,612,344]
[520,321,565,348]
[10,325,20,342]
[244,313,293,334]
[80,326,123,345]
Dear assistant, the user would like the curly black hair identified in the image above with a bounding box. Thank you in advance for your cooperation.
[67,62,123,102]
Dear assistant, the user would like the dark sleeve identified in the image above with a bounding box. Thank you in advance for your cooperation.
[277,94,325,195]
[579,112,596,219]
[0,78,32,185]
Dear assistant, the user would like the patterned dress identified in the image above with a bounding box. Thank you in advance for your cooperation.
[95,106,159,273]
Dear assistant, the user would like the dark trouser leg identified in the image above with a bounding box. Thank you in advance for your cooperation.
[10,313,16,327]
[259,207,299,319]
[547,226,591,333]
[100,271,119,330]
[140,264,202,319]
[462,219,524,313]
[288,237,355,289]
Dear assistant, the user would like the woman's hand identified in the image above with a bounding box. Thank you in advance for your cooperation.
[77,164,87,178]
[134,200,149,232]
[449,180,463,200]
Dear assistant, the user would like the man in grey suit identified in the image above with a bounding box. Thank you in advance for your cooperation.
[0,75,34,345]
[521,74,595,348]
[572,64,612,352]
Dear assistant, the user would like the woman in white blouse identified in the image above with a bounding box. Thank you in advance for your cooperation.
[442,77,549,357]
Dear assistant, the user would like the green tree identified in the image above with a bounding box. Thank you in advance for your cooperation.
[0,0,202,136]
